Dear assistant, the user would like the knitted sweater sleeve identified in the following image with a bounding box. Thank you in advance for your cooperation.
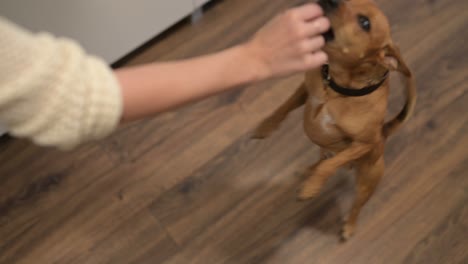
[0,18,122,150]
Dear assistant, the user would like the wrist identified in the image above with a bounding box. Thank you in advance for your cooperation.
[235,42,271,83]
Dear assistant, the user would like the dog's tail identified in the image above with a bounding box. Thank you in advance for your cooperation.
[382,72,417,138]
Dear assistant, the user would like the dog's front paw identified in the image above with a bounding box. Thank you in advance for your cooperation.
[297,183,322,200]
[340,223,356,242]
[252,119,277,139]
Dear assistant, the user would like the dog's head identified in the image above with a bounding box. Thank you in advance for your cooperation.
[318,0,411,76]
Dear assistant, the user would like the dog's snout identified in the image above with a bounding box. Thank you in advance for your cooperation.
[318,0,341,13]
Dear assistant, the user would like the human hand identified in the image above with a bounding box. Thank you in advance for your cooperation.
[243,4,330,80]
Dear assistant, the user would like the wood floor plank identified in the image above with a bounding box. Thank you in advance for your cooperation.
[401,168,468,264]
[67,210,179,264]
[0,147,116,248]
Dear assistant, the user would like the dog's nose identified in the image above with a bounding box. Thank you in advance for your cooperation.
[318,0,341,13]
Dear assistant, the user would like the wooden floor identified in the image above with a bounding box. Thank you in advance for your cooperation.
[1,0,467,263]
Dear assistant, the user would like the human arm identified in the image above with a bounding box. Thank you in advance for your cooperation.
[117,4,330,121]
[0,4,329,149]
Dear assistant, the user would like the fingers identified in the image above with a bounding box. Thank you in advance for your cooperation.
[303,17,330,37]
[288,4,330,38]
[245,3,330,79]
[294,4,324,21]
[302,51,328,69]
[286,4,330,71]
[299,36,326,53]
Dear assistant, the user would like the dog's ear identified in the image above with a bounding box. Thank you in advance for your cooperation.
[379,44,412,77]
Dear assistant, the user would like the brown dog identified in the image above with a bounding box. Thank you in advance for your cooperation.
[253,0,416,240]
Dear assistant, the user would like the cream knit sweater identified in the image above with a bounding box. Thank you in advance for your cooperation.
[0,18,122,150]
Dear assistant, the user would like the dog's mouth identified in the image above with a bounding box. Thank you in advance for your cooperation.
[323,28,335,42]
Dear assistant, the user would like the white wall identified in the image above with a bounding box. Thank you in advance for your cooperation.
[0,0,209,63]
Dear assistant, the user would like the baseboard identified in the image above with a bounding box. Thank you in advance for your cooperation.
[0,124,6,136]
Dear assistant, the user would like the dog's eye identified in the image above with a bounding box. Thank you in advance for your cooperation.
[357,15,371,32]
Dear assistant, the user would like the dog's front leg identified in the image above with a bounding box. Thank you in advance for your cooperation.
[298,142,372,200]
[252,83,307,139]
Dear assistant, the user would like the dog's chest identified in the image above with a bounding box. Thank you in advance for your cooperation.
[309,96,335,131]
[303,96,345,147]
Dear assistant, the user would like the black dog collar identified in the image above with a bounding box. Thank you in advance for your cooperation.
[321,65,389,97]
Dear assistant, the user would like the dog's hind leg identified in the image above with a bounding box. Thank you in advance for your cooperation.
[298,142,371,200]
[341,154,384,241]
[252,83,307,139]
